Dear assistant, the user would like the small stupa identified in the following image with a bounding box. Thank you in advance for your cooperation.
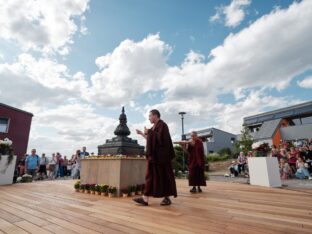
[98,107,144,156]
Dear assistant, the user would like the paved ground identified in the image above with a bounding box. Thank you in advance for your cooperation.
[208,173,312,191]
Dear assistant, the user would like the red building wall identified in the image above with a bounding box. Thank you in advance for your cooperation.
[0,104,33,163]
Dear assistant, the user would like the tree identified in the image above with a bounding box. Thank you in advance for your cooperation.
[235,126,254,155]
[173,145,185,174]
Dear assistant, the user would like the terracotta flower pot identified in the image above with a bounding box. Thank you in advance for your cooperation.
[75,189,79,192]
[122,193,128,198]
[130,192,135,197]
[86,190,90,194]
[97,192,101,195]
[137,191,142,195]
[108,193,114,198]
[79,189,84,193]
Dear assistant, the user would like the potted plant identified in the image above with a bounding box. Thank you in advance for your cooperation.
[95,184,101,195]
[121,188,129,198]
[141,184,145,193]
[21,174,32,183]
[74,181,80,192]
[108,186,117,198]
[90,184,96,194]
[128,185,136,197]
[100,184,109,196]
[0,138,17,185]
[85,184,91,194]
[136,184,143,195]
[80,184,86,193]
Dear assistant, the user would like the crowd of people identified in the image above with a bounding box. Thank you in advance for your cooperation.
[227,139,312,180]
[16,146,93,181]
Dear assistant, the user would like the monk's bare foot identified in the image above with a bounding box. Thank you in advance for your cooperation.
[160,197,171,206]
[133,197,148,206]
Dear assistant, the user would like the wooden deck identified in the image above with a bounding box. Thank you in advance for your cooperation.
[0,180,311,234]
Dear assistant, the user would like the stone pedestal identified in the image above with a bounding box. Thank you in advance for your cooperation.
[248,157,281,187]
[81,158,147,196]
[0,155,17,185]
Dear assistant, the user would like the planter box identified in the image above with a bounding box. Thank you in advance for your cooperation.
[81,158,146,196]
[0,155,17,185]
[248,157,281,187]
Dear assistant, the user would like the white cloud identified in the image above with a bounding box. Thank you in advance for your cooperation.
[1,0,311,156]
[82,0,312,136]
[167,0,312,101]
[86,34,171,106]
[210,0,251,28]
[0,0,89,55]
[140,0,312,135]
[0,53,88,107]
[215,91,300,133]
[27,103,118,156]
[297,76,312,88]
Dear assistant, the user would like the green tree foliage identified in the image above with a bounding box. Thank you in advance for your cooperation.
[173,145,185,174]
[235,126,254,155]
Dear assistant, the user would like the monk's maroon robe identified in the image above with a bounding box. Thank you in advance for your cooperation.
[187,139,207,186]
[144,120,177,198]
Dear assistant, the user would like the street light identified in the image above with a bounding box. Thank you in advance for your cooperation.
[178,112,186,171]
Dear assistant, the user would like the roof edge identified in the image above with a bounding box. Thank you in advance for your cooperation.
[0,103,34,116]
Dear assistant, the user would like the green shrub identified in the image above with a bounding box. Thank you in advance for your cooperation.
[204,172,209,181]
[207,153,229,162]
[100,184,109,193]
[173,145,185,173]
[217,147,232,157]
[74,181,80,189]
[108,186,117,194]
[95,185,101,192]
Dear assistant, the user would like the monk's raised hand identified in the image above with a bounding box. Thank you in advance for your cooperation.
[136,129,143,135]
[144,127,149,135]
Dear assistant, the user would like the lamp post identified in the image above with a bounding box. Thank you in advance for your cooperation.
[178,112,186,171]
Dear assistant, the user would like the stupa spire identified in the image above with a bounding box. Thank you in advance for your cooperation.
[114,106,130,137]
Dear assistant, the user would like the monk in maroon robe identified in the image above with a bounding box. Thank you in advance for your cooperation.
[181,131,206,193]
[133,109,177,206]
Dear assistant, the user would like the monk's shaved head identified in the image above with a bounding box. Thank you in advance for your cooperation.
[150,109,161,118]
[149,109,161,124]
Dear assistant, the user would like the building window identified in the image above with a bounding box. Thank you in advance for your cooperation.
[0,118,9,133]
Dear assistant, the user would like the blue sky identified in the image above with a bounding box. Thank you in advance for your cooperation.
[67,0,294,73]
[0,0,311,156]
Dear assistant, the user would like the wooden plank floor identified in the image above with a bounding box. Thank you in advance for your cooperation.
[0,180,311,234]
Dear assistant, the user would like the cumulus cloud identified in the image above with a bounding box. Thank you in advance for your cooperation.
[2,0,312,155]
[27,103,118,156]
[0,53,88,107]
[0,0,89,55]
[85,34,171,106]
[210,0,251,28]
[167,0,312,100]
[81,0,312,136]
[297,76,312,89]
[135,0,312,135]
